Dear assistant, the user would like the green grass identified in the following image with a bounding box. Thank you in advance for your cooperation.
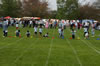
[0,27,100,66]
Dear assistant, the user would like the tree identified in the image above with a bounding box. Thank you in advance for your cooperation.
[0,0,22,17]
[65,0,80,19]
[79,4,100,20]
[56,0,80,19]
[56,0,66,19]
[21,0,49,18]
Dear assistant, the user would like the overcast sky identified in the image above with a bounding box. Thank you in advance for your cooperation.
[48,0,97,10]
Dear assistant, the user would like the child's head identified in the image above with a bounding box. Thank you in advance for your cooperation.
[18,30,20,32]
[27,30,29,32]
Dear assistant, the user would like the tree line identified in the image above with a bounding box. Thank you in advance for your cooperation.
[56,0,100,21]
[0,0,100,21]
[0,0,49,18]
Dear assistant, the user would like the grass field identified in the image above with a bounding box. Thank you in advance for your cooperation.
[0,27,100,66]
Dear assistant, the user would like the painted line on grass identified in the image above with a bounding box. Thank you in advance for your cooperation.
[87,38,100,51]
[81,40,100,54]
[0,38,23,50]
[77,32,100,54]
[45,29,55,66]
[13,38,39,63]
[67,29,82,66]
[66,39,82,66]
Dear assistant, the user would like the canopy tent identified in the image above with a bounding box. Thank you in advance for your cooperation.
[4,16,11,19]
[22,17,40,20]
[32,17,40,20]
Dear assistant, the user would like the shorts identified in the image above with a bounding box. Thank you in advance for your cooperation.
[35,32,37,35]
[39,32,42,35]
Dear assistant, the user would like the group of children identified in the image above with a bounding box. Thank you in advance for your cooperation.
[3,25,49,38]
[2,18,98,40]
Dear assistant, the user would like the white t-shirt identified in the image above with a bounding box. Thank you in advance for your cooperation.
[30,21,32,24]
[6,20,9,25]
[34,27,37,32]
[85,22,89,26]
[98,26,100,30]
[58,29,61,34]
[19,21,22,24]
[11,20,14,24]
[39,28,43,33]
[3,21,8,25]
[75,22,78,26]
[16,24,19,27]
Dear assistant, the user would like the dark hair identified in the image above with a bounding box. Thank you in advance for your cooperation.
[18,30,20,32]
[27,30,29,32]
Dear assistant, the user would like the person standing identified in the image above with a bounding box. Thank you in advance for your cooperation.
[71,29,76,39]
[3,19,8,31]
[45,21,49,29]
[39,26,43,36]
[26,30,30,37]
[29,20,33,28]
[16,23,19,29]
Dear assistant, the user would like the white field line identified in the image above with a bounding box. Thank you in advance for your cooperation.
[77,32,100,54]
[87,38,100,50]
[0,38,23,49]
[66,39,82,66]
[13,39,39,63]
[81,40,100,54]
[45,29,55,66]
[0,28,27,49]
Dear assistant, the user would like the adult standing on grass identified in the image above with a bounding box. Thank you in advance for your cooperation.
[0,19,3,28]
[45,20,49,29]
[91,22,95,37]
[3,19,8,31]
[19,20,22,28]
[2,19,8,37]
[29,19,33,28]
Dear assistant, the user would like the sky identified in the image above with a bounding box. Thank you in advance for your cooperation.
[48,0,97,10]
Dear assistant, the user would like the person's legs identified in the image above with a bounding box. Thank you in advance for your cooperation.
[3,31,5,37]
[72,35,75,39]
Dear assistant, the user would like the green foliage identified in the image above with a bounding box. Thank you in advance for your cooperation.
[56,0,80,19]
[0,0,22,17]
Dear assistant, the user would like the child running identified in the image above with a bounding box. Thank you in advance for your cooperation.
[16,23,19,29]
[43,33,49,37]
[26,30,30,37]
[71,29,75,39]
[39,26,43,36]
[3,30,8,37]
[85,32,89,39]
[58,27,61,37]
[60,29,64,39]
[16,30,20,37]
[34,26,38,35]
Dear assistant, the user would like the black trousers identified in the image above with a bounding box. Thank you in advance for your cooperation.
[72,35,75,39]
